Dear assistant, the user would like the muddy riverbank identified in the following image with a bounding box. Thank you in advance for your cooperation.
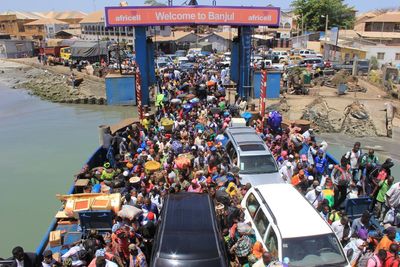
[0,59,106,104]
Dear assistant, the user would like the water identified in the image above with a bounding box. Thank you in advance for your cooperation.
[0,84,134,256]
[0,84,399,256]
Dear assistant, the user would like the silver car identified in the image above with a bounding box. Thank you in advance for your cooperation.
[223,127,284,186]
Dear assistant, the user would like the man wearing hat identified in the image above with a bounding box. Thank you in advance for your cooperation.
[128,244,147,267]
[305,185,324,208]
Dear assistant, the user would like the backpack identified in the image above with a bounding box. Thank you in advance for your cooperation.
[357,252,377,267]
[268,111,282,131]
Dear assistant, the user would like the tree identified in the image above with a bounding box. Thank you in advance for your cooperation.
[369,56,379,70]
[291,0,355,32]
[144,0,166,6]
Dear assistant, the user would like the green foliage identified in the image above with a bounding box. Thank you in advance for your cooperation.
[369,56,379,70]
[291,0,355,31]
[144,0,166,6]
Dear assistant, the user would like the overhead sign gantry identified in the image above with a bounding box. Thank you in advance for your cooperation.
[105,6,280,27]
[105,5,280,105]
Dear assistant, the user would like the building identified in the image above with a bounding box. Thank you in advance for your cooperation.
[24,18,69,39]
[55,29,81,39]
[197,32,235,52]
[322,29,400,66]
[41,11,87,25]
[365,45,400,67]
[0,11,86,40]
[0,12,42,39]
[354,11,400,45]
[153,31,199,54]
[0,39,34,58]
[80,10,171,48]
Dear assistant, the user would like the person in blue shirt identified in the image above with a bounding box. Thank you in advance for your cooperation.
[314,149,327,180]
[142,197,159,218]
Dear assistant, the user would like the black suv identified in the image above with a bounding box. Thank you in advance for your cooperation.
[151,193,228,267]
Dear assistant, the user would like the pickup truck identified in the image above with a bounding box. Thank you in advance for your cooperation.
[332,60,370,75]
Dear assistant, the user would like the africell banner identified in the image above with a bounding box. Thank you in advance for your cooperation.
[105,6,280,27]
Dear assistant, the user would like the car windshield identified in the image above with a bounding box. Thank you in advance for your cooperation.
[282,234,347,267]
[358,61,369,66]
[239,155,277,174]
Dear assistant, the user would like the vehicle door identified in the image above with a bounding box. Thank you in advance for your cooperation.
[243,192,268,243]
[225,140,238,166]
[264,226,281,261]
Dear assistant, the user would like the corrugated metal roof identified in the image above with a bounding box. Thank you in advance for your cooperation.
[0,11,44,20]
[24,18,68,26]
[358,31,400,39]
[152,31,196,42]
[365,12,400,23]
[79,10,104,24]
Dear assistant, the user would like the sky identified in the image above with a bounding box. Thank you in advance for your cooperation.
[0,0,398,13]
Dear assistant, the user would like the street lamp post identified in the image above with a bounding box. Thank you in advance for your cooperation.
[321,14,329,59]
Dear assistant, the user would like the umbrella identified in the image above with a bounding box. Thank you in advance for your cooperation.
[183,103,192,113]
[171,98,182,104]
[190,98,200,105]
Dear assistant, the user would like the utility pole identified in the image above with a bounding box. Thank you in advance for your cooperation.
[324,14,328,43]
[168,0,173,6]
[324,14,328,60]
[212,0,216,5]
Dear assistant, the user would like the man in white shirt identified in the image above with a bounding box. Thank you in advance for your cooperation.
[279,162,294,183]
[331,216,352,246]
[345,142,361,181]
[305,186,324,208]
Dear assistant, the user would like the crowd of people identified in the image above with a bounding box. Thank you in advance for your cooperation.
[5,57,398,267]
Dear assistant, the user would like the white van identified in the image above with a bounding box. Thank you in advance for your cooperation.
[241,184,350,266]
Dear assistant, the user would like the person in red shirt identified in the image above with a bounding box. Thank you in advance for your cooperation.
[385,243,400,267]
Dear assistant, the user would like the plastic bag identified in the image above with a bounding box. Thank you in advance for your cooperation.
[118,205,142,220]
[384,208,395,224]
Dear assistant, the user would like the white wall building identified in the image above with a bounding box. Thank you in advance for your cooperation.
[365,45,400,67]
[79,10,171,47]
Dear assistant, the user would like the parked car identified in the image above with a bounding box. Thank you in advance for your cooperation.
[241,183,350,266]
[175,50,187,57]
[273,51,289,61]
[299,49,318,58]
[332,59,370,75]
[151,192,229,267]
[298,58,325,70]
[223,127,283,185]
